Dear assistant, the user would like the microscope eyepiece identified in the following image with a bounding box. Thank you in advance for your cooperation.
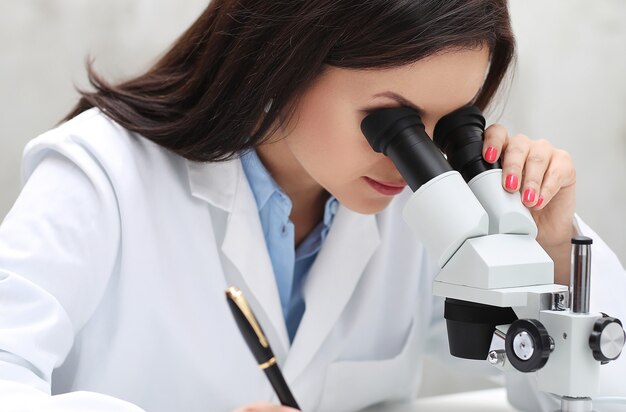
[361,107,452,192]
[433,105,499,182]
[360,107,422,154]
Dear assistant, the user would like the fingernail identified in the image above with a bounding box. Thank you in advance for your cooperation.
[523,188,536,203]
[535,196,544,208]
[505,174,518,190]
[484,146,498,163]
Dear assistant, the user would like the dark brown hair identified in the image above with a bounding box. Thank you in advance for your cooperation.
[67,0,515,162]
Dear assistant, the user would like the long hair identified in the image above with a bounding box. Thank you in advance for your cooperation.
[66,0,515,162]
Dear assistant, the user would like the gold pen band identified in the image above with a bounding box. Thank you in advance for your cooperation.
[259,357,277,370]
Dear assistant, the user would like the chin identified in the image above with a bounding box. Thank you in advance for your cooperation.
[339,196,393,215]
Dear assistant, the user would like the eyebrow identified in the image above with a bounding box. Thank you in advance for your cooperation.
[371,91,425,114]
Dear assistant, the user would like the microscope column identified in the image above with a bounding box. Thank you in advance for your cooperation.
[571,237,592,314]
[560,236,594,412]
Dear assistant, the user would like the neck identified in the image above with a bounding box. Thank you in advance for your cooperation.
[256,141,329,246]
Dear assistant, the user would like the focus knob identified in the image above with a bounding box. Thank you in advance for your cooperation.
[505,319,552,373]
[589,316,625,363]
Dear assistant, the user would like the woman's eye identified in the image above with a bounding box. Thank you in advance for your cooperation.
[361,105,423,117]
[361,105,400,114]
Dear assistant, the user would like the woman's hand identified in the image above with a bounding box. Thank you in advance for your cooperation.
[482,124,577,285]
[232,402,300,412]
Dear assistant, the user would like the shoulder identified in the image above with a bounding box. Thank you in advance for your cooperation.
[22,109,244,214]
[21,109,184,188]
[25,108,133,163]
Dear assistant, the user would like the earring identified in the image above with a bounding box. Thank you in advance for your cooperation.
[264,98,274,113]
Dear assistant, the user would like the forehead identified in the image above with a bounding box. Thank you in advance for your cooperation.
[320,47,491,115]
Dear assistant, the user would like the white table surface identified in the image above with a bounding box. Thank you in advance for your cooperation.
[360,388,626,412]
[361,388,519,412]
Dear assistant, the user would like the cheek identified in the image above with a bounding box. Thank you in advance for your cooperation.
[281,85,399,214]
[287,99,375,183]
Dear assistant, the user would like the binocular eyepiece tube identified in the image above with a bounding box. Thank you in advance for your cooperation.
[360,105,499,191]
[433,105,500,182]
[360,107,453,192]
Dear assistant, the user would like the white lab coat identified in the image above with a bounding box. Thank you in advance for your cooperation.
[0,109,624,412]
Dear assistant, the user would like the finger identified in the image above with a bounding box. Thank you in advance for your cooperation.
[500,134,531,192]
[232,403,271,412]
[533,149,576,210]
[483,123,507,163]
[232,402,299,412]
[520,139,553,207]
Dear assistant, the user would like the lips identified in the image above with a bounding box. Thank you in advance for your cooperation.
[363,177,407,196]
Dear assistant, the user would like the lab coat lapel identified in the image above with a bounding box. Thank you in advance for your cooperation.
[186,159,290,353]
[284,205,380,381]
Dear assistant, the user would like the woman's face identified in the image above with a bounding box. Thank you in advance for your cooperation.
[266,47,491,214]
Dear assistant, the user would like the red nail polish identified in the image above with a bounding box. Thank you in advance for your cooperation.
[535,196,544,208]
[505,174,518,190]
[485,146,498,163]
[523,188,536,203]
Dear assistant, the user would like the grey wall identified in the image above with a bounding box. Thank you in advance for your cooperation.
[0,0,208,213]
[497,1,626,265]
[1,0,625,267]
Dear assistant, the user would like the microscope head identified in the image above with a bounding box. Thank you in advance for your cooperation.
[361,105,535,360]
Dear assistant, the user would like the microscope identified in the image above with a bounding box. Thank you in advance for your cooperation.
[361,106,626,412]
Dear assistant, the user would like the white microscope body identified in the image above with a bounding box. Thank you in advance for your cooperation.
[361,105,625,412]
[403,167,603,402]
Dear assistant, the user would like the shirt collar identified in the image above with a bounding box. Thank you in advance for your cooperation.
[240,149,338,228]
[240,149,282,210]
[322,197,339,242]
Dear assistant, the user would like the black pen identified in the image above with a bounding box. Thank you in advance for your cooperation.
[225,286,300,410]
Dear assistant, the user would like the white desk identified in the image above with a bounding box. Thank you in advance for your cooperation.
[361,388,518,412]
[360,388,626,412]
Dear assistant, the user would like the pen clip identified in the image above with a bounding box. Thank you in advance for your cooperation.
[225,286,269,348]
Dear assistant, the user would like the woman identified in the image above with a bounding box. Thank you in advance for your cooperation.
[0,1,624,411]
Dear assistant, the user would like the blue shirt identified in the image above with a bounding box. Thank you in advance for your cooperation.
[240,150,338,342]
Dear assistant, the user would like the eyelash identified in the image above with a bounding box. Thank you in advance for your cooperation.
[361,105,423,117]
[362,104,401,113]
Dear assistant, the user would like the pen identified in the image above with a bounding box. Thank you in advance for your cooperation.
[225,286,300,410]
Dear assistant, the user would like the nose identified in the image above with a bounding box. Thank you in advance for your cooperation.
[381,156,407,181]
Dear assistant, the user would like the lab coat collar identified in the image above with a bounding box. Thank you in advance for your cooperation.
[284,205,381,382]
[186,158,291,352]
[186,159,238,212]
